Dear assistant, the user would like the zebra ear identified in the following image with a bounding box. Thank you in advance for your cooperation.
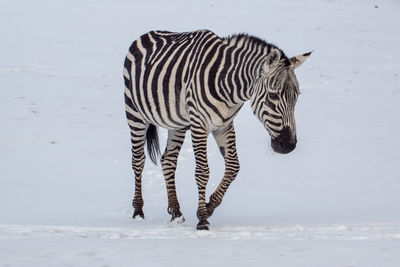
[289,51,312,69]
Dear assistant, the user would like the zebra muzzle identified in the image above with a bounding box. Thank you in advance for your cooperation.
[271,126,296,154]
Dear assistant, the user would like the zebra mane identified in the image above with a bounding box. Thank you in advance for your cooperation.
[223,33,288,60]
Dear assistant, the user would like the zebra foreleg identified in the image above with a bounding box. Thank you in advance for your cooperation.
[191,128,211,230]
[161,129,186,223]
[207,123,240,218]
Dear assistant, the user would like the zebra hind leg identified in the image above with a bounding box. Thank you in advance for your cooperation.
[124,59,154,220]
[130,122,149,220]
[125,103,150,219]
[207,123,240,218]
[161,129,187,223]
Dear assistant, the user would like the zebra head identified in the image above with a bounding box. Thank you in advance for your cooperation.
[251,49,312,154]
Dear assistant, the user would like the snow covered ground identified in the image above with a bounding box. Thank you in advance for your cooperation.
[1,0,400,266]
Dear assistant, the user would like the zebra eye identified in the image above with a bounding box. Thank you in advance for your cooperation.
[268,92,279,100]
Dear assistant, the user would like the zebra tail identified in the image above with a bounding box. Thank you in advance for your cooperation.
[146,124,161,165]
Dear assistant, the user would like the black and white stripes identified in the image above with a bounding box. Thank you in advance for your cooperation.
[123,29,311,230]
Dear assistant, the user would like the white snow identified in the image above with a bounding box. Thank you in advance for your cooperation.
[1,0,400,266]
[2,223,400,240]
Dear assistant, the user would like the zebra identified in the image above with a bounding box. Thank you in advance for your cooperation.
[123,29,311,230]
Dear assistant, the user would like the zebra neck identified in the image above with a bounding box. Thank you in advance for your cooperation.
[218,37,269,104]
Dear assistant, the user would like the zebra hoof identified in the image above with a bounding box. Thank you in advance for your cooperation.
[171,215,185,224]
[169,207,184,223]
[196,220,210,231]
[133,210,144,220]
